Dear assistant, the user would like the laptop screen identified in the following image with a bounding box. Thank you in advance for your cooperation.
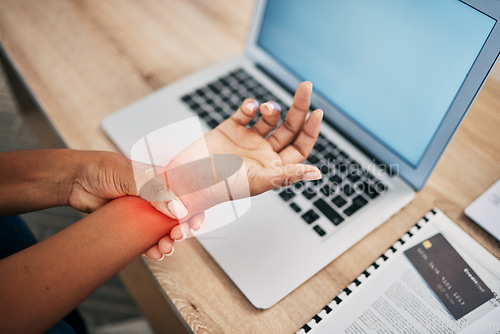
[257,0,495,167]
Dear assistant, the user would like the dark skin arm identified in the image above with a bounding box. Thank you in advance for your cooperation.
[0,149,80,216]
[0,149,193,257]
[0,196,174,334]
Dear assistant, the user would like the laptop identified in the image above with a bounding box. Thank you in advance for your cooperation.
[102,0,500,308]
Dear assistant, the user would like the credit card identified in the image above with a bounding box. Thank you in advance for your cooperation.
[404,233,494,319]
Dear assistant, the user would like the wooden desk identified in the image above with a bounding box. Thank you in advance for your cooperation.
[1,1,499,333]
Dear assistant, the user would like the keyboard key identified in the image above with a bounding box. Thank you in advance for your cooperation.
[308,155,320,164]
[346,173,361,183]
[349,161,362,171]
[314,143,326,152]
[181,94,192,102]
[353,194,368,207]
[293,180,305,190]
[207,119,219,128]
[320,185,332,197]
[342,184,354,196]
[344,205,359,216]
[302,188,317,200]
[313,198,344,225]
[188,101,201,110]
[354,182,366,194]
[329,174,343,185]
[320,165,329,175]
[207,99,217,108]
[325,152,336,162]
[279,188,296,201]
[207,83,221,94]
[344,195,368,216]
[337,163,348,174]
[214,106,225,115]
[198,111,209,119]
[332,195,347,208]
[363,182,380,199]
[313,225,326,237]
[310,178,323,186]
[375,181,387,192]
[290,202,302,213]
[302,209,320,224]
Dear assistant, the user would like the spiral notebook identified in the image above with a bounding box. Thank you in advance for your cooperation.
[298,208,500,334]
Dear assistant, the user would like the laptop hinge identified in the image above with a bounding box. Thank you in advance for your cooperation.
[255,63,295,96]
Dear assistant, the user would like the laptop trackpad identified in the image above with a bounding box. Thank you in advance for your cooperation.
[196,192,321,308]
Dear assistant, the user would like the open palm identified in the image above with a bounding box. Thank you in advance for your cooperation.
[162,81,323,217]
[211,84,323,195]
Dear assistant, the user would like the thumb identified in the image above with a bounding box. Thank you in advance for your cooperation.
[255,164,322,194]
[138,173,188,220]
[129,161,189,219]
[150,198,188,220]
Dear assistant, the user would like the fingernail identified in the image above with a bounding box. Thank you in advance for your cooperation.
[193,226,202,232]
[167,199,188,219]
[245,100,258,113]
[302,171,322,181]
[164,247,175,257]
[157,254,165,261]
[174,231,188,241]
[263,102,275,113]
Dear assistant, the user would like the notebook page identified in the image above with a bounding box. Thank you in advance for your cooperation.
[311,210,500,334]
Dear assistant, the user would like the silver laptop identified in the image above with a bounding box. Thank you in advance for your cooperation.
[102,0,500,308]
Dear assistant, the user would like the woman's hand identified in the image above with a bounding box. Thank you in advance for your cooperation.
[67,150,199,259]
[156,81,323,232]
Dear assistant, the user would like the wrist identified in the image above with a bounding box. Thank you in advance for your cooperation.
[57,149,85,206]
[68,150,138,212]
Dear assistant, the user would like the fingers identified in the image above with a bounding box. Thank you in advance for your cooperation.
[251,101,281,137]
[229,98,259,126]
[144,245,164,260]
[267,81,313,152]
[251,164,322,195]
[150,198,188,220]
[142,171,188,220]
[145,236,175,259]
[144,211,205,260]
[279,109,323,164]
[169,212,205,240]
[157,236,175,256]
[170,222,190,241]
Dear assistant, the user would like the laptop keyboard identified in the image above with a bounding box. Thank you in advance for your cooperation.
[180,68,387,238]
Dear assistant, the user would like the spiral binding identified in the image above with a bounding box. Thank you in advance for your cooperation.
[297,209,438,334]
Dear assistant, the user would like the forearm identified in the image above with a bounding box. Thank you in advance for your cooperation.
[0,149,79,215]
[0,196,175,334]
